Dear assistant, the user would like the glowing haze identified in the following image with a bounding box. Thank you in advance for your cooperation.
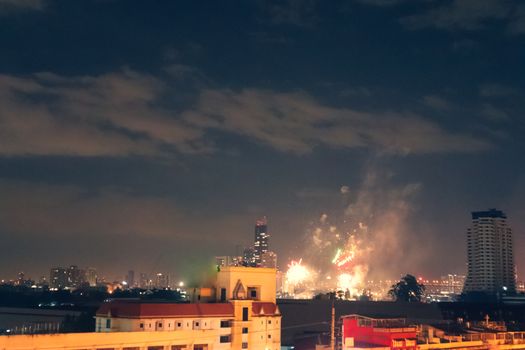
[285,165,421,299]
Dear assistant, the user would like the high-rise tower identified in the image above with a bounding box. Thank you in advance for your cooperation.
[254,217,269,266]
[463,209,516,295]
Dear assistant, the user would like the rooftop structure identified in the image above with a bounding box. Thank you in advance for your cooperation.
[342,315,417,350]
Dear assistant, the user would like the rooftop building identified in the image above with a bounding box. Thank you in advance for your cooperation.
[342,315,418,350]
[0,266,281,350]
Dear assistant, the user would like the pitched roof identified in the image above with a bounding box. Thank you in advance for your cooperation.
[252,302,280,316]
[96,301,234,318]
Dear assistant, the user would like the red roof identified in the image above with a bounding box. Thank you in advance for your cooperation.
[252,302,280,316]
[96,301,234,318]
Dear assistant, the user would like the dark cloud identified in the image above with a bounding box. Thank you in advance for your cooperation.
[400,0,523,33]
[355,0,407,6]
[0,0,43,13]
[422,95,452,110]
[480,83,523,97]
[185,88,492,155]
[480,104,510,123]
[258,0,319,27]
[0,70,494,158]
[509,4,525,34]
[0,70,208,157]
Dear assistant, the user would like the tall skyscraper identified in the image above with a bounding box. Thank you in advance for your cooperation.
[260,251,278,269]
[254,217,269,266]
[463,209,516,295]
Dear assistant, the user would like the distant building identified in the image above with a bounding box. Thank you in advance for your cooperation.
[261,251,277,269]
[243,247,256,267]
[463,209,516,295]
[216,255,244,268]
[155,273,169,289]
[16,272,25,286]
[254,217,269,266]
[38,275,48,287]
[126,270,135,288]
[85,267,97,287]
[139,273,150,289]
[67,265,84,288]
[443,274,465,294]
[50,267,68,289]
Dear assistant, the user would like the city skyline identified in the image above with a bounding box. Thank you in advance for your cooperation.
[0,0,524,280]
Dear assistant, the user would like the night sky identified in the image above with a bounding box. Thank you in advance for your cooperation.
[1,0,524,282]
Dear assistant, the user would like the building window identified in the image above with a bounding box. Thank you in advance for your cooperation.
[242,307,249,321]
[105,319,111,329]
[242,342,248,349]
[171,346,186,350]
[220,335,231,343]
[242,327,248,334]
[268,320,272,324]
[158,322,163,328]
[268,334,272,339]
[139,323,144,329]
[177,322,182,328]
[220,320,231,328]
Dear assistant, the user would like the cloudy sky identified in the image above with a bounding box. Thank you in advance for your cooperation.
[1,0,524,282]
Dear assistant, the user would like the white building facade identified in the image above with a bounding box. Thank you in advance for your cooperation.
[463,209,516,295]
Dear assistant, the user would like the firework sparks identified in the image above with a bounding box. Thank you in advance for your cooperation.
[286,259,311,286]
